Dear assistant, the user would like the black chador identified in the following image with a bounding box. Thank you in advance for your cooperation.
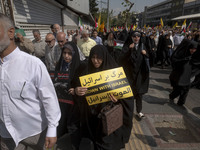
[169,39,199,106]
[72,45,134,150]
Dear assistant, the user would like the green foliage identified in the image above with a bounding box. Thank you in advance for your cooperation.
[89,0,99,17]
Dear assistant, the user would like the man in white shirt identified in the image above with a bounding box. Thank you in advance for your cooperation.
[0,13,61,150]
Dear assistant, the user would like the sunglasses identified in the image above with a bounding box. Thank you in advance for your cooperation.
[45,39,55,43]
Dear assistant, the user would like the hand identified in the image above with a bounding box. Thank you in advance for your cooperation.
[109,93,118,103]
[129,43,135,49]
[68,88,75,95]
[45,137,57,149]
[75,87,88,96]
[141,50,146,55]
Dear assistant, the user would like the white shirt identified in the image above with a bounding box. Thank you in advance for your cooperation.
[0,47,61,146]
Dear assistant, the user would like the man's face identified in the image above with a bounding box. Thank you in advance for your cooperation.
[81,33,89,42]
[45,35,55,48]
[57,36,66,48]
[92,31,98,38]
[54,24,60,33]
[33,32,41,42]
[0,23,10,53]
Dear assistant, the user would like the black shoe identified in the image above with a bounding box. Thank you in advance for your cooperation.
[169,95,174,103]
[177,102,184,106]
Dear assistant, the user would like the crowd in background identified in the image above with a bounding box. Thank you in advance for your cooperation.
[1,13,200,150]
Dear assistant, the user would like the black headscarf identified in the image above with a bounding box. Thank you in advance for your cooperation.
[56,41,80,80]
[88,45,118,73]
[172,39,198,61]
[124,31,142,47]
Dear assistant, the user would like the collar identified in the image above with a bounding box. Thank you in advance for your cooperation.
[1,47,20,63]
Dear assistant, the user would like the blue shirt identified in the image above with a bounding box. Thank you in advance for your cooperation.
[91,36,103,45]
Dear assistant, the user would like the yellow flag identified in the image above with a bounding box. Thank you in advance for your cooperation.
[173,22,178,28]
[133,25,136,30]
[144,24,146,29]
[99,22,104,32]
[160,18,164,27]
[97,13,101,32]
[182,19,186,29]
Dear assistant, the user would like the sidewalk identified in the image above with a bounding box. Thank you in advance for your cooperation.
[125,67,200,150]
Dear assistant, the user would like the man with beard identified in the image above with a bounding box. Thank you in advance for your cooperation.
[45,33,58,71]
[0,13,61,150]
[119,31,150,119]
[32,29,46,63]
[77,29,96,60]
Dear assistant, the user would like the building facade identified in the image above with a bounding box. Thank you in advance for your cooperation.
[144,0,172,27]
[0,0,94,40]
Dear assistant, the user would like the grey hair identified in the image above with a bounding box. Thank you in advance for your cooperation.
[32,29,40,34]
[0,13,14,31]
[53,23,60,28]
[81,29,89,35]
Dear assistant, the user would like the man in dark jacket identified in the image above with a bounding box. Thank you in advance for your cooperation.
[119,31,150,119]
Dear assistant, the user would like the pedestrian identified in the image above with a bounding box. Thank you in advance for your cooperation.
[53,23,61,38]
[55,42,81,150]
[119,31,150,119]
[0,13,61,150]
[91,29,103,45]
[77,29,96,59]
[55,32,67,64]
[15,32,34,55]
[45,33,58,71]
[32,29,46,63]
[169,39,199,106]
[73,45,134,150]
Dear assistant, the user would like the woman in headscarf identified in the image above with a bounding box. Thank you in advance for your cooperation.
[55,42,81,149]
[169,39,199,106]
[119,31,150,119]
[72,45,134,150]
[103,32,117,55]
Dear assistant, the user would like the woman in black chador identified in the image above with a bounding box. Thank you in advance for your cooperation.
[73,45,134,150]
[169,39,199,106]
[119,31,150,119]
[55,42,81,149]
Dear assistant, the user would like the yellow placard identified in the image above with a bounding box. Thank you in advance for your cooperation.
[79,67,133,105]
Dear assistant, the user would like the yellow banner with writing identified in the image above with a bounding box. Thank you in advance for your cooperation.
[79,67,133,105]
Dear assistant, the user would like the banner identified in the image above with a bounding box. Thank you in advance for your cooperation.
[79,67,133,105]
[49,71,74,105]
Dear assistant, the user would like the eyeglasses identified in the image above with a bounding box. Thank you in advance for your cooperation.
[45,39,55,43]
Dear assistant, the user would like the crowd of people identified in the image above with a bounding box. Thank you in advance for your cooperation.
[0,12,200,150]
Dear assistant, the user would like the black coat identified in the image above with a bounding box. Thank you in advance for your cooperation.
[170,39,199,87]
[120,35,150,95]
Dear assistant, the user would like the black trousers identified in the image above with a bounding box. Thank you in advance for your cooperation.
[134,93,143,113]
[169,85,190,105]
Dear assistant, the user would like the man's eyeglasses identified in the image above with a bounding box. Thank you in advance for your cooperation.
[45,39,55,43]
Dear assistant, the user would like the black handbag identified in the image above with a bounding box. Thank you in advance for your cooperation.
[98,103,123,136]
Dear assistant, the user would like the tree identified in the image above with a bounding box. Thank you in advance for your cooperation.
[89,0,99,17]
[121,0,134,27]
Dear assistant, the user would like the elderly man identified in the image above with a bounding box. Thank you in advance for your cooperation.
[32,29,46,63]
[55,32,67,63]
[45,33,57,71]
[53,24,61,38]
[77,29,96,59]
[0,13,61,150]
[15,32,34,54]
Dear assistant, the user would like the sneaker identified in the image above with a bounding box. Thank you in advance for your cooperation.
[138,112,145,118]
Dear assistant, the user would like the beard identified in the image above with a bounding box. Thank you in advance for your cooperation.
[0,40,10,53]
[0,32,10,52]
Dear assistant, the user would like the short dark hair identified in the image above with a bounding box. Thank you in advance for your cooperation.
[32,29,40,34]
